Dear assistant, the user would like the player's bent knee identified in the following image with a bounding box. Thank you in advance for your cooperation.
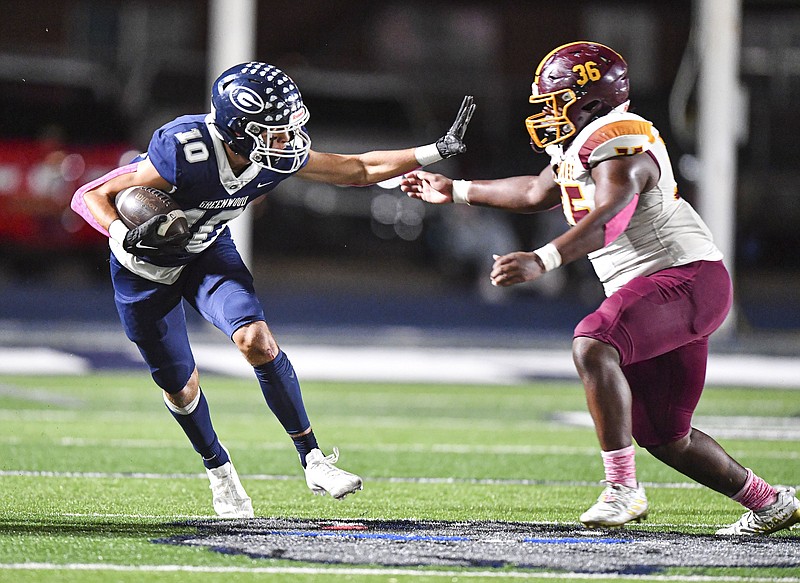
[572,336,619,374]
[233,321,278,365]
[152,364,194,394]
[136,343,195,393]
[644,432,691,462]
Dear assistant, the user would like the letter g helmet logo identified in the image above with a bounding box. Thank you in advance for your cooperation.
[230,87,265,114]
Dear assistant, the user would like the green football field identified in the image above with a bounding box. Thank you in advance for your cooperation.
[1,372,798,582]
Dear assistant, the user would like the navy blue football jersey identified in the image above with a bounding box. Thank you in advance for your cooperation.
[149,114,305,257]
[109,113,307,282]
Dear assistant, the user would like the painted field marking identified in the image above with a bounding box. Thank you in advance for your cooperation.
[3,431,798,460]
[0,562,797,582]
[0,348,90,375]
[24,436,598,456]
[0,468,722,491]
[0,383,85,407]
[554,411,800,441]
[0,509,783,533]
[248,528,630,545]
[43,513,727,530]
[0,408,557,431]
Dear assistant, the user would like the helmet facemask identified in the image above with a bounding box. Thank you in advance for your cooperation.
[242,107,311,173]
[525,87,578,150]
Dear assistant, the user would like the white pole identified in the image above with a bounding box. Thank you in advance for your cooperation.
[208,0,257,268]
[696,0,742,335]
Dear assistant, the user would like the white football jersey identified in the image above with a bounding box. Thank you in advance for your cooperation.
[547,109,722,296]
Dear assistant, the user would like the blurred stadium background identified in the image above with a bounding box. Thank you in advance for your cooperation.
[1,0,799,360]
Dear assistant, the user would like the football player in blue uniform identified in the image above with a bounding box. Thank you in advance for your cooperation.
[71,62,475,517]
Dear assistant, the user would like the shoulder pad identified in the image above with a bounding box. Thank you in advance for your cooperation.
[576,117,658,168]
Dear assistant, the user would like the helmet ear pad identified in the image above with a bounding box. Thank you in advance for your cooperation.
[572,99,613,133]
[223,117,254,157]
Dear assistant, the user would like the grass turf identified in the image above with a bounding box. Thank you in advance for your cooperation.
[1,372,798,582]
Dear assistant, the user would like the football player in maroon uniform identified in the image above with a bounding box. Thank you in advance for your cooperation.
[401,41,799,535]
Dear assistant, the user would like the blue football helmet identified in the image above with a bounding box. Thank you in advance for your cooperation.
[211,62,311,173]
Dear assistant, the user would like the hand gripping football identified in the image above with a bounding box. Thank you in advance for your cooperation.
[114,186,189,239]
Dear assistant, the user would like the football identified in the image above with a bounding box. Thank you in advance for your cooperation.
[114,186,190,239]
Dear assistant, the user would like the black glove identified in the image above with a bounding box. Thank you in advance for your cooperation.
[435,95,476,159]
[122,214,191,257]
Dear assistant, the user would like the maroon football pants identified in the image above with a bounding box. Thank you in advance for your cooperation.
[574,260,732,447]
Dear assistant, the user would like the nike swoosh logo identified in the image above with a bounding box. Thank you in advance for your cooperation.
[257,181,274,188]
[134,242,159,250]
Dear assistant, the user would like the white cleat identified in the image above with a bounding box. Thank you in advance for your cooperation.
[205,459,254,518]
[304,447,363,499]
[580,482,648,528]
[716,486,800,535]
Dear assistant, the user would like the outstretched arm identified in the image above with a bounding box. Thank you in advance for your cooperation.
[296,96,475,185]
[490,153,658,287]
[401,164,562,213]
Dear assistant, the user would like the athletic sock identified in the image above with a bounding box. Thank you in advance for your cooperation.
[292,430,320,468]
[253,350,314,462]
[164,389,229,469]
[731,468,778,511]
[601,445,638,488]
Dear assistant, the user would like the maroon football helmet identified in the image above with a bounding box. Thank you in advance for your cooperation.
[526,41,629,149]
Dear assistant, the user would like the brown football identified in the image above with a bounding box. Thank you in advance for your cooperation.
[114,186,190,238]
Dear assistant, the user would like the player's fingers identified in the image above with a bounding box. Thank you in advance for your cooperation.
[451,96,473,127]
[490,273,513,287]
[400,174,422,187]
[492,269,522,287]
[490,253,522,287]
[143,214,167,225]
[412,170,437,182]
[489,261,505,281]
[454,97,475,138]
[463,102,476,131]
[491,253,514,268]
[456,98,476,138]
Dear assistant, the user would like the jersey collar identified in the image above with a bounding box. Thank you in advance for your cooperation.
[205,114,261,195]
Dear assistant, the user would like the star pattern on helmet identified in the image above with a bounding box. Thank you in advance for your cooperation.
[225,62,305,125]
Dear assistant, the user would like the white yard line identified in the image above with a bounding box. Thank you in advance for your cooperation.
[0,562,796,582]
[0,348,90,375]
[0,508,787,534]
[553,412,800,441]
[2,428,798,455]
[6,468,794,505]
[0,468,733,491]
